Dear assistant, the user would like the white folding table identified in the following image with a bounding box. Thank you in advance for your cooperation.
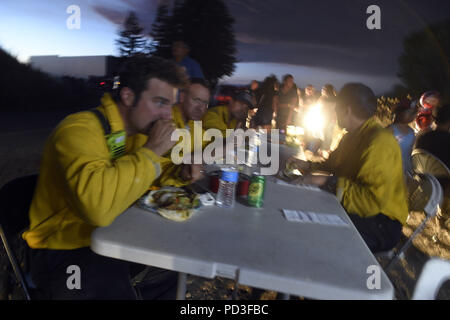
[91,177,394,300]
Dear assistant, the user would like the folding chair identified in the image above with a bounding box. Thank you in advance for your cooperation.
[412,147,450,220]
[412,258,450,300]
[0,174,38,300]
[384,173,443,272]
[411,148,450,179]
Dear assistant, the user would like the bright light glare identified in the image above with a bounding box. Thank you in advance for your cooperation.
[286,125,304,136]
[304,103,325,139]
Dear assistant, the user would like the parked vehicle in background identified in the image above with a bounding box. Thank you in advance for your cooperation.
[87,75,119,93]
[211,84,249,107]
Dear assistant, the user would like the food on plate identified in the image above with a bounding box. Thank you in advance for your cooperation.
[281,162,302,179]
[151,189,200,210]
[157,207,192,222]
[141,187,201,222]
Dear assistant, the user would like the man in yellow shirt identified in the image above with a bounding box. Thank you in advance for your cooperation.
[288,83,409,253]
[23,57,190,299]
[202,90,254,138]
[155,78,210,187]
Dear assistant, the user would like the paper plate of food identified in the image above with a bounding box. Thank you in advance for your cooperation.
[139,187,201,222]
[278,162,303,182]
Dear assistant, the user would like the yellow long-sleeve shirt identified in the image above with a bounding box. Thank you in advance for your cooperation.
[171,104,207,153]
[202,105,237,138]
[311,117,409,224]
[153,104,207,187]
[23,94,168,249]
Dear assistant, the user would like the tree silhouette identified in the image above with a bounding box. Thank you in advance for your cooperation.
[148,4,172,56]
[0,47,98,111]
[150,0,237,86]
[398,19,450,103]
[116,11,147,57]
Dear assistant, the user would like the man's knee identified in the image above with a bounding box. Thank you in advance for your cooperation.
[348,213,402,253]
[135,268,179,300]
[30,248,136,299]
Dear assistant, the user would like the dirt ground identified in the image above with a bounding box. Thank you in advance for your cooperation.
[0,112,448,300]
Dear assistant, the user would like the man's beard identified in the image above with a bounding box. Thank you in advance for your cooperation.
[191,110,203,121]
[140,120,156,135]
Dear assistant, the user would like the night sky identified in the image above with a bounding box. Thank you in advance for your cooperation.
[1,0,449,94]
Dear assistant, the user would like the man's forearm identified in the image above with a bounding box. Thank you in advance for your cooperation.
[310,160,334,174]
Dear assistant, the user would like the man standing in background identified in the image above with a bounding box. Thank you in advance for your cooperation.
[172,40,204,79]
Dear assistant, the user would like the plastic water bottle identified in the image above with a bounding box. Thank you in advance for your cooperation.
[246,131,260,167]
[215,168,239,208]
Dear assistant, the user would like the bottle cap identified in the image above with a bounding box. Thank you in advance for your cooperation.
[221,168,239,183]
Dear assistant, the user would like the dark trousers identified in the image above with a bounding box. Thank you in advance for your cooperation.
[348,213,402,254]
[28,246,178,300]
[276,107,291,131]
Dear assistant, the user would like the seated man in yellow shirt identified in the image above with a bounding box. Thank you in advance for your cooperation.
[202,90,254,138]
[22,57,191,299]
[288,83,409,253]
[155,78,211,186]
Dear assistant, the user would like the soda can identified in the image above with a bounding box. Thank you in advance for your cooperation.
[247,173,266,208]
[237,173,250,198]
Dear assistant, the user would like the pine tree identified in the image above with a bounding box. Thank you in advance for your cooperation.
[148,4,172,56]
[150,0,237,86]
[398,19,450,103]
[116,11,147,57]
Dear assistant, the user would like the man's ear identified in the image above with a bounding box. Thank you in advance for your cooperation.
[120,87,135,108]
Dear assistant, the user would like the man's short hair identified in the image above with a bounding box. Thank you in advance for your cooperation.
[233,90,254,109]
[283,74,293,82]
[336,83,377,119]
[112,56,189,103]
[173,40,190,50]
[189,77,210,91]
[434,104,450,125]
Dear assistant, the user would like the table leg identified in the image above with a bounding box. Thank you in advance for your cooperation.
[232,268,241,300]
[176,272,187,300]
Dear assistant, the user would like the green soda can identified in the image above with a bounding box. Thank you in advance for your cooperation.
[247,173,266,208]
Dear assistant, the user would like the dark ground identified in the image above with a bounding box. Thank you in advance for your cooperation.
[0,110,448,300]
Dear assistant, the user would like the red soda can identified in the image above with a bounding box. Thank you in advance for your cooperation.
[238,174,250,197]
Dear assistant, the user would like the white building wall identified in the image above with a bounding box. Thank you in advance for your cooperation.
[30,55,108,78]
